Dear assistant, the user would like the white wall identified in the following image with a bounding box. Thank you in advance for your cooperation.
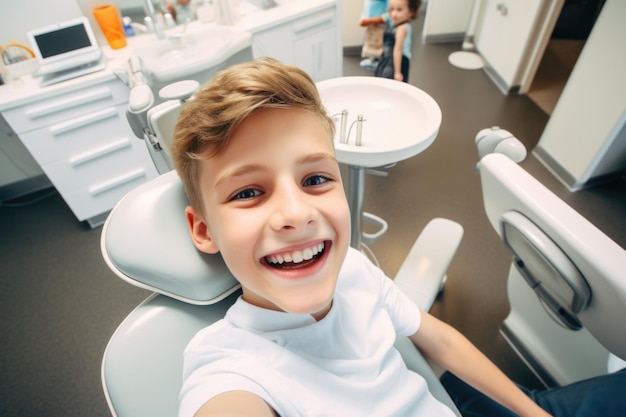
[534,0,626,190]
[341,0,366,47]
[0,1,83,47]
[422,0,474,43]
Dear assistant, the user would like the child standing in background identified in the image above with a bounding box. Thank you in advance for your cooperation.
[359,0,388,70]
[360,0,420,83]
[165,0,196,23]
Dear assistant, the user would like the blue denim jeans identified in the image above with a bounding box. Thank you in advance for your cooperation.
[440,369,626,417]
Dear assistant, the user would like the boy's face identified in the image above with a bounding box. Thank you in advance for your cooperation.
[186,108,351,321]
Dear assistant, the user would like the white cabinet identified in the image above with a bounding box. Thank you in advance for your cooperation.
[252,22,295,64]
[2,79,158,226]
[251,5,341,82]
[293,9,339,82]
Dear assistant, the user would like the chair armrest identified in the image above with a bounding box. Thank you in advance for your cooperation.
[395,336,462,416]
[394,218,464,311]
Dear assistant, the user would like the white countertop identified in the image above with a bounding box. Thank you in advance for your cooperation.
[0,0,336,112]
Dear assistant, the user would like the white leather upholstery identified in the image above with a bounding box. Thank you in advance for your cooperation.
[101,171,239,304]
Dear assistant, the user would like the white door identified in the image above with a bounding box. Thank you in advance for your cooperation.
[474,0,564,94]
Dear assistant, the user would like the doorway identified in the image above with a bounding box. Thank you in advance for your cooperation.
[527,0,605,115]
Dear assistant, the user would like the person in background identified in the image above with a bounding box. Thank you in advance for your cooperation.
[360,0,420,83]
[359,0,388,71]
[165,0,196,23]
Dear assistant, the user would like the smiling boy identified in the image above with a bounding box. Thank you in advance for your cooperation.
[171,57,555,417]
[186,103,349,321]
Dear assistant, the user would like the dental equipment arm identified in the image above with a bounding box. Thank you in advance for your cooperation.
[126,55,154,140]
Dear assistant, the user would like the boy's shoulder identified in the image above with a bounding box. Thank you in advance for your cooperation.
[184,318,232,352]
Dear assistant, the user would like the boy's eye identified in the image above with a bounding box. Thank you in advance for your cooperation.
[304,175,331,187]
[231,188,262,201]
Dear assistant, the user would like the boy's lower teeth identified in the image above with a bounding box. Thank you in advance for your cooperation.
[275,260,313,270]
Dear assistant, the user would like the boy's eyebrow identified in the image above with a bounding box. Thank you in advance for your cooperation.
[214,152,337,190]
[296,152,337,166]
[214,163,266,190]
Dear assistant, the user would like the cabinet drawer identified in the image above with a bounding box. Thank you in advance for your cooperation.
[59,171,155,221]
[252,23,295,64]
[43,138,158,221]
[18,104,136,165]
[3,79,130,134]
[292,9,335,39]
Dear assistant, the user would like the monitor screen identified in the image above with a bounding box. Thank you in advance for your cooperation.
[34,23,92,59]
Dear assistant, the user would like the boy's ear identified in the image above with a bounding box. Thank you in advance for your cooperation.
[185,205,219,254]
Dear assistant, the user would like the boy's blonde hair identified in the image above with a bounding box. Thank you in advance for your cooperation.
[172,57,336,214]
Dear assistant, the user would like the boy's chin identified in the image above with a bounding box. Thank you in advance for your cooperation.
[287,298,334,321]
[243,286,335,320]
[274,287,335,319]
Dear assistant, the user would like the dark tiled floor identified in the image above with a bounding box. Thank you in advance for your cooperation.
[2,17,625,417]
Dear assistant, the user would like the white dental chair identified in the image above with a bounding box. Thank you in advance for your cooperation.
[101,76,465,415]
[479,153,626,387]
[100,172,463,416]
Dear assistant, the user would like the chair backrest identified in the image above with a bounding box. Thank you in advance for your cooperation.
[137,81,198,174]
[102,292,460,417]
[479,153,626,360]
[147,99,182,161]
[102,293,239,417]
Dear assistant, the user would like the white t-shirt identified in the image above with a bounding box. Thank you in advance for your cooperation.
[179,248,456,417]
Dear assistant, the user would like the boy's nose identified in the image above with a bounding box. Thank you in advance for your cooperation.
[269,183,315,231]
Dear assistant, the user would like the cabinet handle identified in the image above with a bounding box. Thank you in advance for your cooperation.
[293,13,333,37]
[25,87,114,120]
[49,107,118,136]
[69,138,132,167]
[88,168,146,196]
[312,43,318,80]
[317,41,323,77]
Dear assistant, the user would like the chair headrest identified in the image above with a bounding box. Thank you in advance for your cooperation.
[101,171,240,305]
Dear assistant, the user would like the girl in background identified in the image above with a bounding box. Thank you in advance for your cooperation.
[360,0,420,83]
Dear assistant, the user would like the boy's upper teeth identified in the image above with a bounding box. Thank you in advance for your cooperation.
[267,242,325,265]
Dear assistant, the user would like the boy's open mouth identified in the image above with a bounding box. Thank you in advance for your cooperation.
[264,241,327,270]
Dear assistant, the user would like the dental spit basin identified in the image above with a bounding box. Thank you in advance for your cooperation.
[132,25,252,88]
[317,77,442,168]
